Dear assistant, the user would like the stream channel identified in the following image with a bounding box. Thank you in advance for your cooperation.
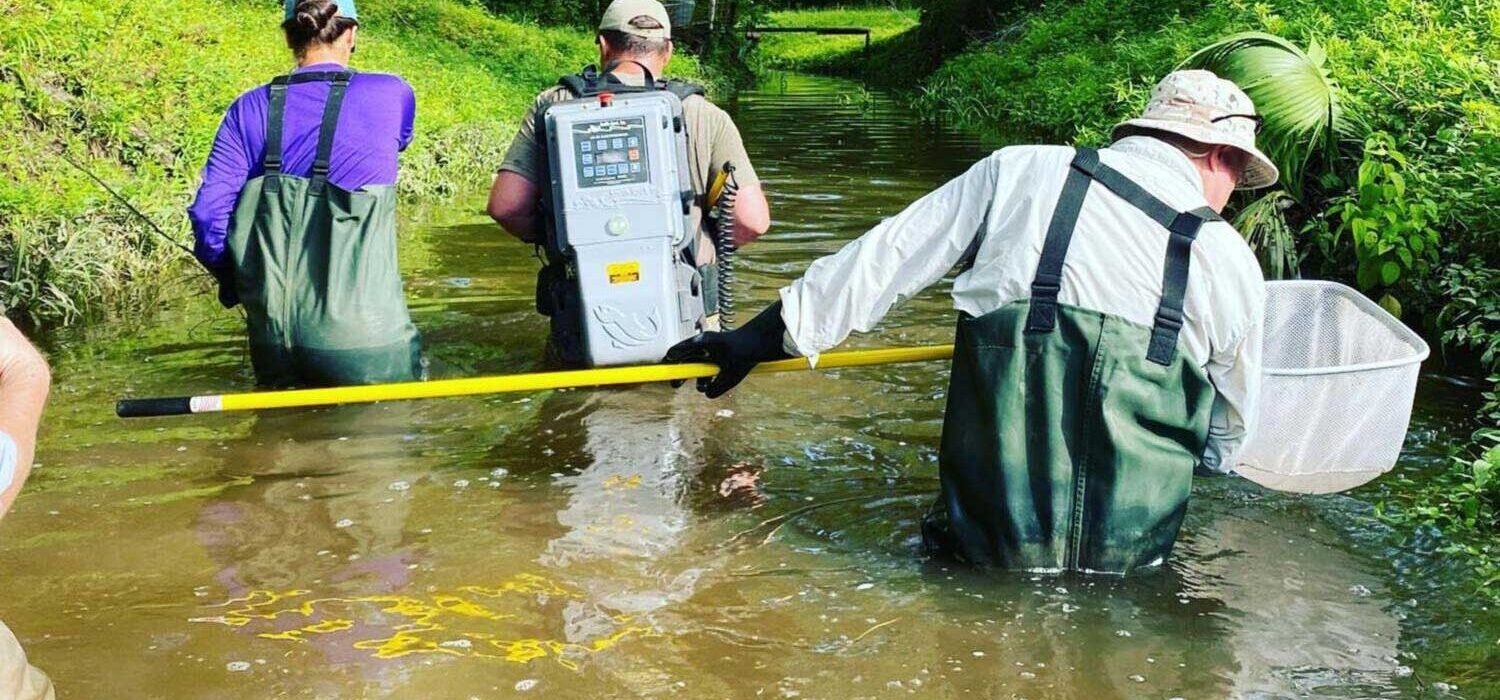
[1,71,1495,698]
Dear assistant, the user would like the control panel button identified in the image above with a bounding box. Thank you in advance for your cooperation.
[606,215,630,236]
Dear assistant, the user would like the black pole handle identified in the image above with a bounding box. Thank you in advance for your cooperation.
[117,397,194,418]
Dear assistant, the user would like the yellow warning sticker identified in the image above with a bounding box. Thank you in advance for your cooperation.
[607,261,641,285]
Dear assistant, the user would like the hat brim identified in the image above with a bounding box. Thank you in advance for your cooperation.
[1112,119,1280,190]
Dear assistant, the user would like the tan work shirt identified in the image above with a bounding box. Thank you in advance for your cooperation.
[500,75,760,267]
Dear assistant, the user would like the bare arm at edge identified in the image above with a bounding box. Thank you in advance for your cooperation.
[0,319,50,521]
[488,170,542,245]
[731,182,771,248]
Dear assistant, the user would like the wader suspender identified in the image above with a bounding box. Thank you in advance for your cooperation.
[262,71,354,195]
[1025,148,1221,365]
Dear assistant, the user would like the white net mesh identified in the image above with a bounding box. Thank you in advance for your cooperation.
[1235,281,1430,494]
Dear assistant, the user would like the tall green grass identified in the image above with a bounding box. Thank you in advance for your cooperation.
[0,0,708,327]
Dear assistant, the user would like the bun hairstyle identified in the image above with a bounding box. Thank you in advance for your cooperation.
[282,0,357,56]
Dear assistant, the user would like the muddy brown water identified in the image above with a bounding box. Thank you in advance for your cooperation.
[2,72,1495,698]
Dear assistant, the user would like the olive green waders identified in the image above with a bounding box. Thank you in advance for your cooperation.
[924,148,1219,575]
[226,71,422,387]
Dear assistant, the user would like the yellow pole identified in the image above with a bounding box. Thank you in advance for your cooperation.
[117,345,955,417]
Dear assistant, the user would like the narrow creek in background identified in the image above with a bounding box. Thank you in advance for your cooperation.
[1,72,1494,698]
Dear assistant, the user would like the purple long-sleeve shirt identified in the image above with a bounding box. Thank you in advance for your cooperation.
[188,63,416,282]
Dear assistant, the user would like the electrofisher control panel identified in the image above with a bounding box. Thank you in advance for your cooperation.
[572,119,650,188]
[544,90,704,367]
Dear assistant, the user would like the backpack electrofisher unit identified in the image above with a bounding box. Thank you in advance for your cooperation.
[541,74,706,367]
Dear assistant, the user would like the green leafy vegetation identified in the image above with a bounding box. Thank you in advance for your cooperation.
[0,0,708,327]
[909,0,1497,344]
[474,0,601,27]
[1329,131,1443,315]
[1184,32,1346,199]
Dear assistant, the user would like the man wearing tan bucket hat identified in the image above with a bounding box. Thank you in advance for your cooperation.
[489,0,771,362]
[669,70,1278,574]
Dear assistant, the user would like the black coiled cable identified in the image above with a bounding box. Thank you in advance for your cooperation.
[712,163,740,329]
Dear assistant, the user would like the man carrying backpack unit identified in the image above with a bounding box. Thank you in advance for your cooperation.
[487,0,771,366]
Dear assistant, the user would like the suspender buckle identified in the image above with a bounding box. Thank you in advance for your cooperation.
[1168,211,1205,240]
[1027,273,1064,332]
[1031,272,1063,297]
[1070,147,1101,175]
[1154,306,1185,332]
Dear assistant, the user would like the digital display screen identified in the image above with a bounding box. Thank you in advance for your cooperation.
[572,117,649,188]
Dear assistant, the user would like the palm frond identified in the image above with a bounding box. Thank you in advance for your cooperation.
[1182,32,1352,199]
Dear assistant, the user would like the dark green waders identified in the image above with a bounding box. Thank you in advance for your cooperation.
[226,71,423,388]
[924,148,1220,575]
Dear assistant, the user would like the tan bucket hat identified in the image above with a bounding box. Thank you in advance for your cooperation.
[1112,69,1279,190]
[599,0,672,40]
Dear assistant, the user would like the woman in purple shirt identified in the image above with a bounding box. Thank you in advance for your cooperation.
[188,0,423,387]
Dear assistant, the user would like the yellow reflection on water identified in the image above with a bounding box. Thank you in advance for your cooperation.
[191,573,657,669]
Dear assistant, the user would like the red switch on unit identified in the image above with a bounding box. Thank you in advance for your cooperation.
[599,93,614,107]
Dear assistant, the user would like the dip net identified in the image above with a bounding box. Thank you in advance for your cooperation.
[1236,281,1430,494]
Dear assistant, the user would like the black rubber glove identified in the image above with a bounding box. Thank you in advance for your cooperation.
[212,265,239,308]
[666,301,793,399]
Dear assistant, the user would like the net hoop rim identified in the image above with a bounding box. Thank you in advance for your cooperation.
[1260,280,1431,377]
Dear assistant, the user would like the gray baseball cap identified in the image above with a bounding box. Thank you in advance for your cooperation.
[598,0,671,39]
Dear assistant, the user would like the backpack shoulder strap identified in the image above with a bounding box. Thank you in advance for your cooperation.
[558,72,592,97]
[664,80,706,100]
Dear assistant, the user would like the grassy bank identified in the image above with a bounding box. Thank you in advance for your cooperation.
[750,6,921,73]
[0,0,709,328]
